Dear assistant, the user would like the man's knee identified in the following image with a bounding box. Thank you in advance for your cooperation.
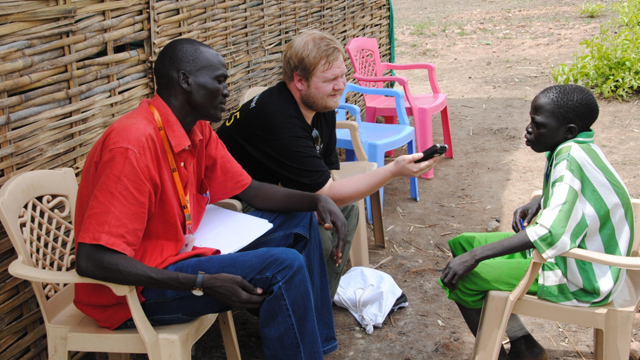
[318,225,333,259]
[318,203,358,259]
[342,203,359,237]
[262,247,307,273]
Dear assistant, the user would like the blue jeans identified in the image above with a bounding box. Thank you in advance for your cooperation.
[122,211,337,359]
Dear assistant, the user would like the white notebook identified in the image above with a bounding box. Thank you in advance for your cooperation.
[193,204,273,254]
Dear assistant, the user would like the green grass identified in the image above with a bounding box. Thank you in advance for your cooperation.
[552,0,640,99]
[579,2,606,18]
[409,22,428,36]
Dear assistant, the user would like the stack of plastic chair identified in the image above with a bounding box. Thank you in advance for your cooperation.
[346,37,453,179]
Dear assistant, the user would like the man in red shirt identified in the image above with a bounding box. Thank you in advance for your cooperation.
[74,38,346,359]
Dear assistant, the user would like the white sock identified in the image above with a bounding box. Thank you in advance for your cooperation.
[506,314,530,341]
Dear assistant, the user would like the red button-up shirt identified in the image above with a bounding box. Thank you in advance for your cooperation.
[74,95,251,329]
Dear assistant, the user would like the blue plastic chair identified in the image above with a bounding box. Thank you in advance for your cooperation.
[336,83,419,222]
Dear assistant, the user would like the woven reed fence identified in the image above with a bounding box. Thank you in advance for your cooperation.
[0,1,391,359]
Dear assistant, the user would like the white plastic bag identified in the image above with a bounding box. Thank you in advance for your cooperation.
[333,267,408,334]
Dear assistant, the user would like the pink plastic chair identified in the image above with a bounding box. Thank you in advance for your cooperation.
[345,37,453,179]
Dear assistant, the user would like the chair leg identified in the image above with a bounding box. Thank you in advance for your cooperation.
[408,139,419,201]
[600,309,634,360]
[415,107,434,179]
[349,199,370,266]
[410,176,419,202]
[365,195,373,224]
[219,311,241,360]
[372,151,386,218]
[370,190,385,248]
[593,328,604,360]
[383,116,397,157]
[47,328,71,360]
[440,105,454,158]
[472,291,513,360]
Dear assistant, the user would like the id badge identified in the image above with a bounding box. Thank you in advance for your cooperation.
[179,233,196,254]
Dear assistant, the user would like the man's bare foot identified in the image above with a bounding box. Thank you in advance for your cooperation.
[508,334,548,360]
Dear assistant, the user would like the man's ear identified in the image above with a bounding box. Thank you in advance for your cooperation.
[178,71,191,91]
[292,73,307,92]
[564,123,579,140]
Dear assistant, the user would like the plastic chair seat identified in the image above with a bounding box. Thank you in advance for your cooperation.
[50,301,217,354]
[365,92,448,118]
[337,124,414,151]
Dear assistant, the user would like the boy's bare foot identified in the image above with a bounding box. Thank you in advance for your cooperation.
[508,334,548,360]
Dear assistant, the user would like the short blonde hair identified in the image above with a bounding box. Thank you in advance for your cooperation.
[282,30,345,83]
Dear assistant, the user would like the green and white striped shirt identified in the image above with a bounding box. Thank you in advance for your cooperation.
[526,130,634,307]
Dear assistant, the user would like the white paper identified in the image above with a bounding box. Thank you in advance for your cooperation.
[193,204,272,254]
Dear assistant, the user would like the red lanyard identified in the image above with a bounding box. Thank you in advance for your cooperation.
[149,105,193,234]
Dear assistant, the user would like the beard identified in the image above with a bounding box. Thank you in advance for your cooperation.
[300,89,339,113]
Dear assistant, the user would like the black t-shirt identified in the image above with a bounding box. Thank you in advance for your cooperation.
[217,81,339,193]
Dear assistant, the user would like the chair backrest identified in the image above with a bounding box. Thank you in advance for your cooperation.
[612,198,640,308]
[241,86,268,103]
[345,37,384,89]
[630,199,640,257]
[339,83,411,127]
[0,168,78,325]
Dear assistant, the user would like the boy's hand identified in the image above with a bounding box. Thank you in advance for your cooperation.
[511,195,542,232]
[440,252,479,291]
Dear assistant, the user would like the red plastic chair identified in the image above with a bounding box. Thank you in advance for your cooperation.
[345,37,453,179]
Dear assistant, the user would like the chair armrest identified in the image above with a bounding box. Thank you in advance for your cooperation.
[9,259,132,296]
[530,190,543,200]
[338,103,363,122]
[336,120,368,161]
[560,248,640,270]
[10,258,163,351]
[509,250,546,301]
[342,83,412,126]
[382,62,436,71]
[352,74,409,87]
[513,246,640,301]
[380,62,442,94]
[214,199,242,212]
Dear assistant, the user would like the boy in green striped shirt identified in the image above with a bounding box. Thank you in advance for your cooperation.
[440,84,634,360]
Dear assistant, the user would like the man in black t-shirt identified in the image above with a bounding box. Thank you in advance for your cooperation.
[218,30,438,298]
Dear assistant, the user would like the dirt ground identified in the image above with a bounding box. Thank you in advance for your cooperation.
[198,1,640,359]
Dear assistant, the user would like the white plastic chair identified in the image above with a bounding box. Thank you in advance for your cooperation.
[472,195,640,360]
[0,168,242,360]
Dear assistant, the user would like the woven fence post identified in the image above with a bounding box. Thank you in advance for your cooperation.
[0,1,390,358]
